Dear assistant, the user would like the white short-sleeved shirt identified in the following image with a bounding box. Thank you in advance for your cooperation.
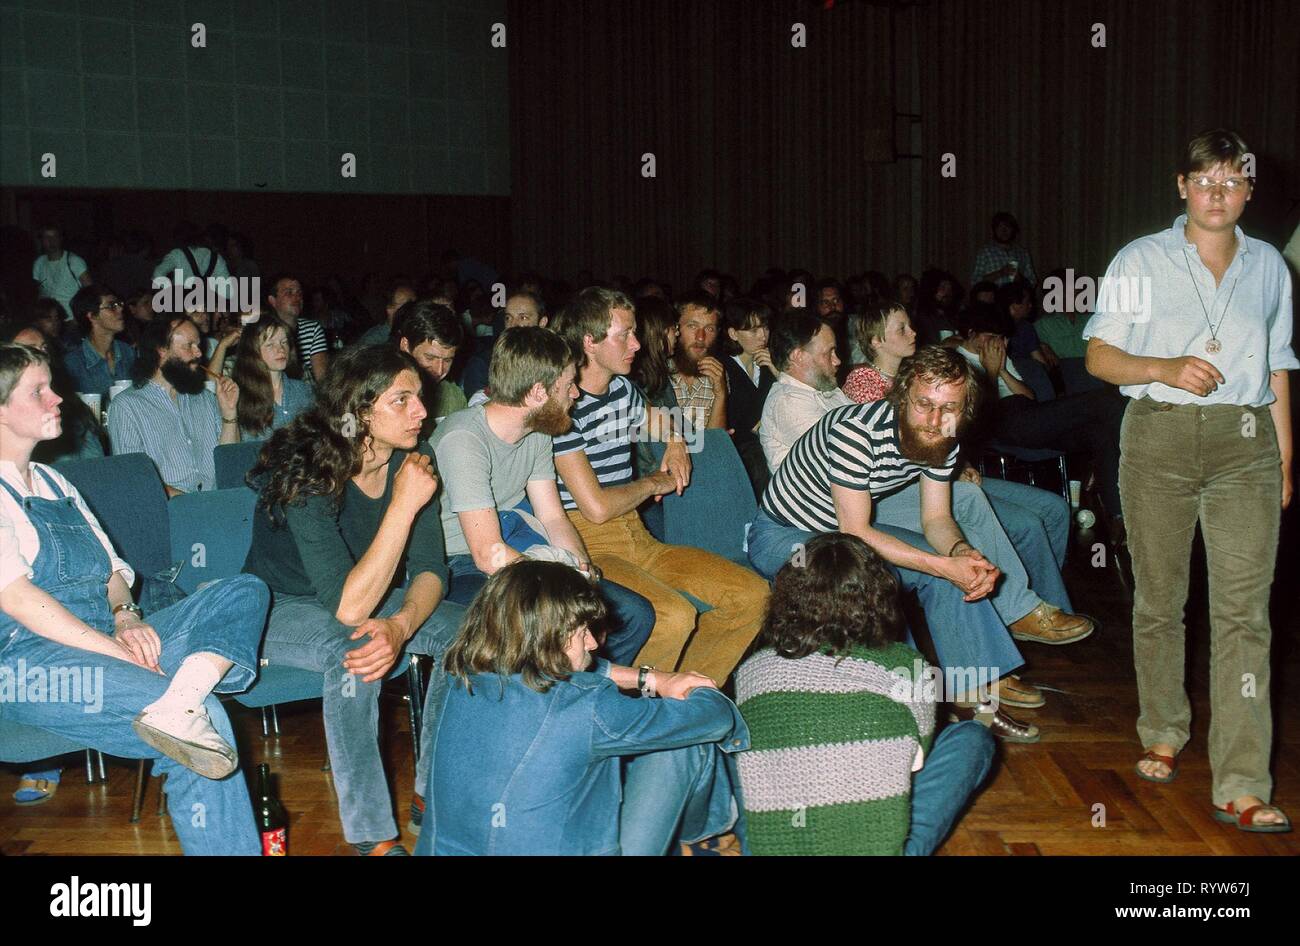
[1083,214,1298,406]
[0,461,134,594]
[32,251,88,318]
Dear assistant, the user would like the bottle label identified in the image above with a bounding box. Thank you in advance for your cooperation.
[261,827,287,856]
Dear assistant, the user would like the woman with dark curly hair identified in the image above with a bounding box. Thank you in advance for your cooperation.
[241,344,467,856]
[735,532,996,856]
[230,311,313,441]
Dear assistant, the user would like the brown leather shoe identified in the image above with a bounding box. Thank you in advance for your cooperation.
[1009,602,1094,645]
[991,674,1045,709]
[950,704,1040,743]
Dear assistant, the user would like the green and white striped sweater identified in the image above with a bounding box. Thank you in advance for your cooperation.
[734,642,935,856]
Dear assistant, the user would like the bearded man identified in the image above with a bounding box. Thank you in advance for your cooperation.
[106,314,240,496]
[748,345,1093,742]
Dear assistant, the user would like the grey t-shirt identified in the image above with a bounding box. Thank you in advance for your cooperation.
[430,404,555,558]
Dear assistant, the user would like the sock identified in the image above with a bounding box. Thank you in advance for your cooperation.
[142,653,227,715]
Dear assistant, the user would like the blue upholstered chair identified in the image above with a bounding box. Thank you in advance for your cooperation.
[168,487,426,758]
[213,441,264,490]
[659,429,759,567]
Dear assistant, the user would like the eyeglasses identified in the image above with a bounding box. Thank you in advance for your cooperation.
[908,396,961,417]
[98,301,125,312]
[1187,175,1251,193]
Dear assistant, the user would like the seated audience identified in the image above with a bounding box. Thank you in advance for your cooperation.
[63,285,135,397]
[241,345,467,856]
[231,312,313,441]
[266,273,329,383]
[999,279,1057,369]
[389,300,467,425]
[956,304,1126,536]
[1,323,103,464]
[153,222,230,289]
[1032,267,1090,360]
[759,309,851,471]
[417,559,746,856]
[31,224,90,322]
[0,342,270,855]
[845,305,1081,656]
[671,292,727,431]
[551,288,768,683]
[748,347,1099,741]
[461,288,548,400]
[736,532,995,855]
[107,315,241,496]
[913,268,963,346]
[972,211,1037,287]
[355,278,417,347]
[428,326,655,663]
[720,298,777,497]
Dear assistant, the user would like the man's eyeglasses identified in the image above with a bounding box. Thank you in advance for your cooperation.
[98,301,125,312]
[907,396,961,417]
[1187,176,1251,193]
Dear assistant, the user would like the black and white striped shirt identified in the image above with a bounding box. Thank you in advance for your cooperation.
[760,400,958,532]
[553,376,647,510]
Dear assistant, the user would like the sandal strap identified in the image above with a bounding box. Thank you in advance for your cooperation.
[16,778,56,793]
[1228,803,1288,828]
[1141,750,1177,768]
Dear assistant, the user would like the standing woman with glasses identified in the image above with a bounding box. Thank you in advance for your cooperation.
[1084,129,1296,833]
[230,312,314,441]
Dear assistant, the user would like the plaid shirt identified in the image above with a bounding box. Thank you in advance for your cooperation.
[971,242,1037,286]
[670,370,716,431]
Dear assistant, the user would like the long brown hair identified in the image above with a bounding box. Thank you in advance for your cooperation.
[232,312,298,437]
[251,344,420,520]
[444,560,609,695]
[631,296,677,399]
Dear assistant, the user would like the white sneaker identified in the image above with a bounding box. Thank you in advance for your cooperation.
[132,706,239,779]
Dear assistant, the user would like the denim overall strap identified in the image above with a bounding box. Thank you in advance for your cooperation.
[0,469,114,641]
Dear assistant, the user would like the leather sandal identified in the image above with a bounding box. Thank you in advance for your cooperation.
[1135,750,1177,784]
[1212,801,1292,834]
[13,774,59,806]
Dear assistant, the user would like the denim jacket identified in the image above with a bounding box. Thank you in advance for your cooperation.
[428,659,749,855]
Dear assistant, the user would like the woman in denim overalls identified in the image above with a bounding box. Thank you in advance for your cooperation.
[0,343,269,854]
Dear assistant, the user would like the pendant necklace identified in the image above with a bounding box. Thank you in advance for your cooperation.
[1181,246,1238,355]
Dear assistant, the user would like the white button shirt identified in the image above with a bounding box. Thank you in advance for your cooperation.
[759,372,854,471]
[1083,214,1297,406]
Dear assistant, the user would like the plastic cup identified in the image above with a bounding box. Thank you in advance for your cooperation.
[108,380,132,401]
[1068,479,1082,509]
[78,392,102,423]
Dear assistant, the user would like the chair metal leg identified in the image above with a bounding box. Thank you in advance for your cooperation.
[271,704,281,735]
[406,655,425,762]
[130,759,146,823]
[96,750,106,781]
[157,774,167,816]
[998,455,1008,479]
[84,749,94,783]
[1057,457,1070,502]
[260,706,269,737]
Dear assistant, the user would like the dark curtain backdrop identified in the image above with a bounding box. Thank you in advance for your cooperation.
[509,0,1300,289]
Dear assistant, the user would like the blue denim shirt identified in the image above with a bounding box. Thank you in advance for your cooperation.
[63,338,135,397]
[429,659,749,855]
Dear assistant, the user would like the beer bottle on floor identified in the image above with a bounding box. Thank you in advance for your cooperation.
[255,763,288,856]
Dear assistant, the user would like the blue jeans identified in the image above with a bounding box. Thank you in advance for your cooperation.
[0,574,269,855]
[905,720,997,855]
[260,587,467,845]
[619,743,742,855]
[980,477,1072,610]
[746,509,1023,680]
[875,481,1072,622]
[444,554,653,666]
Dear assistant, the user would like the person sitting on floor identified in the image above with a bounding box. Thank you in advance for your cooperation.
[0,341,270,855]
[550,287,769,685]
[416,559,747,856]
[241,345,468,856]
[736,532,995,855]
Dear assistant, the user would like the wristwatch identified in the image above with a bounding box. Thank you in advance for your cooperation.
[637,666,657,699]
[112,602,144,620]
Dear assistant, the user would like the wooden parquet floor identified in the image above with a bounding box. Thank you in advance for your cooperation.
[3,513,1298,856]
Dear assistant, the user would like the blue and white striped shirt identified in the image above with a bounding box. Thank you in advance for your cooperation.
[553,376,646,510]
[106,381,222,492]
[761,400,958,532]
